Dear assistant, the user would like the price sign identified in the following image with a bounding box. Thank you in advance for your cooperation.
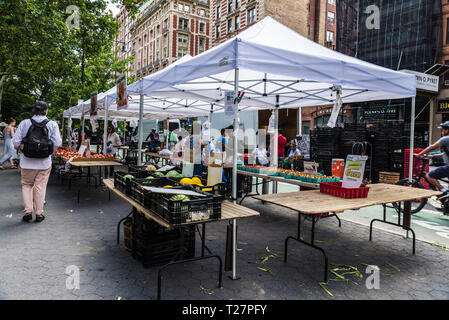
[342,155,368,188]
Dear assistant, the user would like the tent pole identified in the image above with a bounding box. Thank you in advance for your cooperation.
[103,97,109,155]
[231,67,239,280]
[68,116,72,149]
[138,93,144,166]
[273,96,279,193]
[61,116,65,147]
[408,96,416,182]
[81,104,86,144]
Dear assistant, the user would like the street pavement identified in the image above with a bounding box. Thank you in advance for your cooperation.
[0,168,448,300]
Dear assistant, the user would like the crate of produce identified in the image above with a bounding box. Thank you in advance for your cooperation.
[145,187,222,225]
[130,177,182,207]
[320,181,370,199]
[114,171,139,196]
[379,172,400,184]
[169,176,226,200]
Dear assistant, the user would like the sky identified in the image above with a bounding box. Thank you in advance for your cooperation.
[107,0,120,16]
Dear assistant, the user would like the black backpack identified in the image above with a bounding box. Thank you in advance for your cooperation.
[22,119,54,158]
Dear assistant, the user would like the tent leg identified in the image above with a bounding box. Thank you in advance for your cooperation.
[137,93,144,166]
[273,97,279,194]
[408,96,415,183]
[231,67,239,280]
[103,97,109,155]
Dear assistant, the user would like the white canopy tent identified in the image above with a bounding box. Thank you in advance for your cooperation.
[64,17,417,279]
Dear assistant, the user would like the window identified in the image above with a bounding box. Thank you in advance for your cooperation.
[199,37,205,53]
[328,0,335,4]
[163,34,168,58]
[228,18,233,33]
[217,5,221,18]
[302,121,311,135]
[179,18,189,31]
[326,31,334,42]
[178,4,183,11]
[177,33,189,57]
[150,30,154,41]
[184,5,189,13]
[235,15,240,30]
[247,7,255,24]
[157,24,160,35]
[216,25,220,39]
[327,11,335,25]
[236,0,240,9]
[199,9,205,17]
[199,22,205,33]
[228,0,233,13]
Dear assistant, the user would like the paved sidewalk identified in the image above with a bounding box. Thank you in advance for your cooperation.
[0,169,448,300]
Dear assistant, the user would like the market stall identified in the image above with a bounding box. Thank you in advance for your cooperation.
[63,17,417,280]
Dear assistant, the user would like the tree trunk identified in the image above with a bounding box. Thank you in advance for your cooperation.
[0,74,8,119]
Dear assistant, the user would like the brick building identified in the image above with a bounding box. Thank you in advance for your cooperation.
[210,0,337,48]
[114,6,132,61]
[128,0,211,77]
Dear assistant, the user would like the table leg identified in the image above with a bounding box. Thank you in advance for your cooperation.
[284,211,328,283]
[229,218,240,280]
[201,223,206,257]
[369,201,416,254]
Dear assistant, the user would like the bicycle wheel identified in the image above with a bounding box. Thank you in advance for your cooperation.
[392,179,428,214]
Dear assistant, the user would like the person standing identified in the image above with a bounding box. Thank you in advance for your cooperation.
[0,117,18,169]
[13,101,62,223]
[104,124,122,178]
[268,129,287,167]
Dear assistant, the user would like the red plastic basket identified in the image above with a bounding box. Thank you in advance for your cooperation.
[319,181,370,199]
[404,149,429,179]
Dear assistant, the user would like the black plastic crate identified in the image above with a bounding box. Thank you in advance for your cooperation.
[131,211,196,267]
[130,177,182,207]
[146,188,222,225]
[114,171,139,195]
[168,176,226,200]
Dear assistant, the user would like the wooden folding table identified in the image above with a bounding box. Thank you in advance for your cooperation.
[254,183,441,282]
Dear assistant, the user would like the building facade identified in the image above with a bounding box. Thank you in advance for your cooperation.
[210,0,337,48]
[114,6,132,61]
[128,0,211,77]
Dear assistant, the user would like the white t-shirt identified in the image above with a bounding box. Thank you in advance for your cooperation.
[288,149,301,157]
[252,148,269,165]
[12,116,62,170]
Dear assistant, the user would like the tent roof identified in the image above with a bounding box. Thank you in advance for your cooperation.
[65,16,415,119]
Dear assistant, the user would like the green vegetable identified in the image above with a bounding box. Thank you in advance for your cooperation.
[145,176,154,180]
[171,194,190,201]
[166,170,180,177]
[154,172,164,177]
[123,174,134,180]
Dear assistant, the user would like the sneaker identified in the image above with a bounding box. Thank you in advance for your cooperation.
[35,215,45,223]
[22,214,32,222]
[437,191,449,200]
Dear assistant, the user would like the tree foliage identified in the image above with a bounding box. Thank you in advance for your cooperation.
[0,0,134,121]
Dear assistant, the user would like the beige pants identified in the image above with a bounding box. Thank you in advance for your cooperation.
[21,167,51,215]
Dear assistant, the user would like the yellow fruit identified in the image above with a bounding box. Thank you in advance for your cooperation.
[191,177,202,185]
[202,188,212,192]
[180,178,192,185]
[163,185,173,188]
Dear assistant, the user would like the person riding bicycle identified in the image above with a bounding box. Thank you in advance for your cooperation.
[416,121,449,200]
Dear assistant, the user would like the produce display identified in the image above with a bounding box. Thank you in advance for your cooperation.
[239,165,340,183]
[55,147,115,162]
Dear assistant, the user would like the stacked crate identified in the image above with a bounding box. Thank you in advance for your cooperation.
[310,127,342,176]
[132,209,195,268]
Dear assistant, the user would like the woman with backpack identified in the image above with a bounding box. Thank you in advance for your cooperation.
[0,117,18,169]
[12,101,61,223]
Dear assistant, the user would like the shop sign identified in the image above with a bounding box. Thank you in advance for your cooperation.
[401,70,439,93]
[438,100,449,113]
[361,105,398,119]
